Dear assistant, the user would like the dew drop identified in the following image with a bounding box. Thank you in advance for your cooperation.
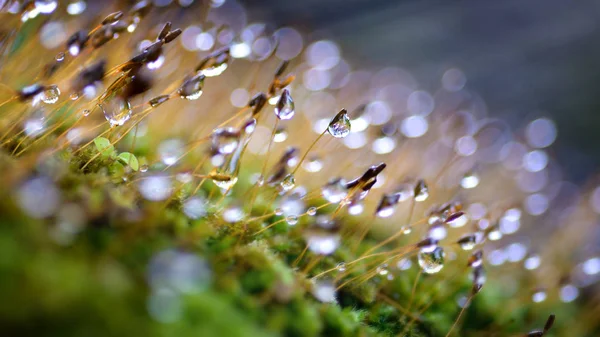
[307,207,317,216]
[140,164,149,173]
[209,171,238,190]
[327,109,351,138]
[211,127,240,154]
[274,89,295,120]
[413,179,429,202]
[286,215,298,225]
[274,208,284,216]
[178,74,205,100]
[418,246,445,274]
[41,85,60,104]
[82,109,91,116]
[149,94,170,107]
[70,92,80,100]
[201,62,228,77]
[336,262,346,272]
[99,98,132,127]
[279,174,295,192]
[274,127,288,142]
[376,264,389,276]
[55,52,65,62]
[457,235,477,251]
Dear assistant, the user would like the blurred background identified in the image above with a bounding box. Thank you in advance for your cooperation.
[242,0,600,183]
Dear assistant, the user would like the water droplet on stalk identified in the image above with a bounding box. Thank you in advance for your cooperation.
[41,85,60,104]
[178,74,205,100]
[414,179,429,202]
[99,98,132,126]
[274,89,294,120]
[211,127,240,154]
[418,246,445,274]
[327,109,351,138]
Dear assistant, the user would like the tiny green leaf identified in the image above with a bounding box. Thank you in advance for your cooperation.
[93,137,115,159]
[117,152,139,171]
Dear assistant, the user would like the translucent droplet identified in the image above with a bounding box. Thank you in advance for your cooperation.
[445,211,468,228]
[279,174,295,192]
[178,74,205,100]
[158,139,184,166]
[376,264,389,276]
[70,93,80,100]
[327,109,351,138]
[274,127,288,142]
[211,127,240,154]
[274,208,284,216]
[376,193,400,218]
[41,85,60,104]
[286,215,298,225]
[413,179,429,202]
[149,94,170,107]
[336,262,346,272]
[201,62,228,77]
[322,178,347,203]
[197,49,230,77]
[307,207,317,216]
[140,164,149,172]
[457,234,477,251]
[418,246,445,274]
[210,171,238,190]
[55,52,65,62]
[80,109,90,117]
[274,89,294,120]
[100,98,132,126]
[468,250,483,268]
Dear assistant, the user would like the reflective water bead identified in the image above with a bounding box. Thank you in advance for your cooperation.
[99,98,132,126]
[327,109,351,138]
[413,179,429,202]
[286,215,298,225]
[418,246,445,274]
[178,74,205,100]
[211,127,240,154]
[457,234,477,251]
[307,207,317,216]
[274,127,288,142]
[149,95,170,107]
[279,174,295,192]
[274,89,295,120]
[41,85,60,104]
